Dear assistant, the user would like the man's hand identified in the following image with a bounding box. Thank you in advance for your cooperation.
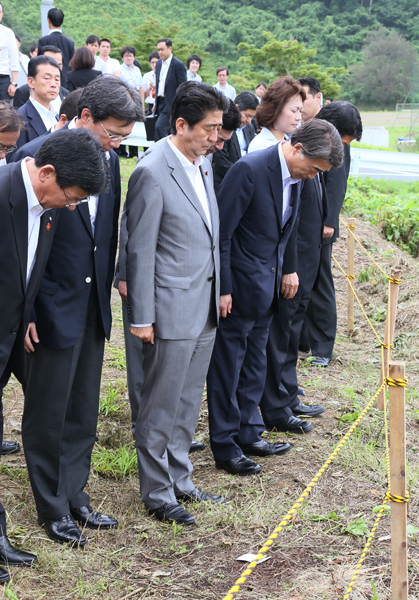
[281,272,299,299]
[7,84,16,98]
[118,280,128,301]
[25,322,39,353]
[323,225,334,238]
[219,294,232,318]
[130,325,154,344]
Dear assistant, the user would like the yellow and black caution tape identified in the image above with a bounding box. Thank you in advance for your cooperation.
[221,383,386,600]
[384,377,408,387]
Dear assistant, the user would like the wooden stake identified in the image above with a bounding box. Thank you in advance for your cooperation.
[389,361,408,600]
[377,267,402,410]
[347,218,355,335]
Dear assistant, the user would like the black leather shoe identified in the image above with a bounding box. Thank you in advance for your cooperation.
[0,565,10,583]
[310,356,331,367]
[216,455,261,476]
[240,440,292,457]
[0,535,37,567]
[292,401,325,418]
[189,440,205,453]
[70,505,118,530]
[38,515,86,547]
[149,502,195,525]
[1,441,21,456]
[176,487,225,504]
[265,414,313,434]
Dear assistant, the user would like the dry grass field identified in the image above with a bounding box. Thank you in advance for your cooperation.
[1,159,419,599]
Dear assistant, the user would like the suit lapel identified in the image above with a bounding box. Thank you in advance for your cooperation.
[231,131,241,162]
[200,163,216,238]
[27,211,57,293]
[27,103,48,137]
[268,147,283,229]
[77,202,93,238]
[9,169,28,290]
[314,174,323,216]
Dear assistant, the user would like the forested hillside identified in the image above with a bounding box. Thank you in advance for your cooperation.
[4,0,419,105]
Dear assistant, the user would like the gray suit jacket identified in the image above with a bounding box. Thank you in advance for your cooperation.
[126,138,219,340]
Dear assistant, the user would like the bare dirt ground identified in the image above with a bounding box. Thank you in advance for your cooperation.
[1,160,419,599]
[360,112,399,127]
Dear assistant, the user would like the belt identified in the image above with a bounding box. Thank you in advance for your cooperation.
[0,74,10,78]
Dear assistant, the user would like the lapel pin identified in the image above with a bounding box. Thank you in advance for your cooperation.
[205,170,209,176]
[46,223,51,231]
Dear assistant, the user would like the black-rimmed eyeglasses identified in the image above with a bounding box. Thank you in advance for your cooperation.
[62,188,90,207]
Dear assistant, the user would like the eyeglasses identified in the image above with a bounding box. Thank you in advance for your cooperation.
[62,188,90,207]
[99,121,131,142]
[0,145,17,154]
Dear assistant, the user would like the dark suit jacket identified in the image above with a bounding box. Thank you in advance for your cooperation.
[217,143,300,321]
[66,68,101,91]
[155,55,186,113]
[38,31,75,88]
[323,144,351,244]
[212,123,255,195]
[14,84,69,109]
[15,100,52,152]
[0,161,58,379]
[294,174,327,295]
[12,131,121,349]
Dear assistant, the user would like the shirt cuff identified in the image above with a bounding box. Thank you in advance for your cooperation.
[130,323,152,328]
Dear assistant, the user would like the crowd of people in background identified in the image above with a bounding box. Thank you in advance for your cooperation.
[0,3,363,586]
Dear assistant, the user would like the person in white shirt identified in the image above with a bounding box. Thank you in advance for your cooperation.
[94,38,120,77]
[85,34,99,58]
[213,66,236,101]
[120,45,142,90]
[29,43,38,58]
[141,51,158,115]
[255,81,267,103]
[15,34,30,89]
[248,76,304,153]
[187,54,202,82]
[0,3,19,101]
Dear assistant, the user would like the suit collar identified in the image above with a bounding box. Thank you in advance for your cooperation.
[24,100,49,136]
[231,131,241,158]
[8,164,29,289]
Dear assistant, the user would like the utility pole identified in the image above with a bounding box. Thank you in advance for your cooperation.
[41,0,54,37]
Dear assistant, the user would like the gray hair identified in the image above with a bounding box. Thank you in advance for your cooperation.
[290,119,343,169]
[77,75,144,125]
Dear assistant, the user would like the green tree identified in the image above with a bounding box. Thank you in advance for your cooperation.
[348,27,417,109]
[236,32,347,97]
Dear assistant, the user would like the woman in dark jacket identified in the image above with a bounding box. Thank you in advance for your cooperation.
[67,46,101,91]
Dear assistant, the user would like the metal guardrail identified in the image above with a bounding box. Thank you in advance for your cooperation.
[350,147,419,181]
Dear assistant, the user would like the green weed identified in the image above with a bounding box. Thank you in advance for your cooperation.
[99,382,127,416]
[91,444,137,479]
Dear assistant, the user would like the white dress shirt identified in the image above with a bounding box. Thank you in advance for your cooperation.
[29,96,58,131]
[187,70,202,82]
[68,118,108,235]
[131,137,212,328]
[248,127,278,153]
[278,142,299,221]
[120,63,142,89]
[21,158,49,284]
[213,81,236,101]
[17,52,29,88]
[236,127,248,156]
[158,54,173,97]
[0,23,19,75]
[94,55,120,76]
[141,70,155,104]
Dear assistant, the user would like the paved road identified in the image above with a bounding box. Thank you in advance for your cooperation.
[350,148,419,181]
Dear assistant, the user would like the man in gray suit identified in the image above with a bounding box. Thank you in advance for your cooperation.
[126,82,229,525]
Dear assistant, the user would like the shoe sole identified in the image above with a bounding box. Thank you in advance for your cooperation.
[38,522,86,547]
[242,447,293,457]
[293,410,325,418]
[72,519,118,530]
[0,448,21,456]
[215,464,262,476]
[0,559,37,568]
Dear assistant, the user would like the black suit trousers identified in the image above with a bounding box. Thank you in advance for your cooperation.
[302,243,336,358]
[260,293,310,424]
[207,310,271,462]
[154,98,170,141]
[22,285,104,519]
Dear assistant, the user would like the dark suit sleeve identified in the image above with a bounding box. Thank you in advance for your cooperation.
[13,86,29,108]
[175,59,187,87]
[114,202,128,285]
[212,141,234,196]
[217,160,255,296]
[323,145,351,230]
[107,154,121,297]
[282,208,299,275]
[37,37,45,53]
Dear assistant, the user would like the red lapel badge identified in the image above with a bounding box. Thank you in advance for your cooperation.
[205,170,209,176]
[46,223,51,231]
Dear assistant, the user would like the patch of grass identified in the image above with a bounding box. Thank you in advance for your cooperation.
[107,346,127,371]
[99,381,127,416]
[91,444,137,479]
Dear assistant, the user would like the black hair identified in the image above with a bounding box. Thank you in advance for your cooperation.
[170,81,229,135]
[298,77,321,96]
[157,38,172,48]
[59,89,83,121]
[78,76,143,125]
[216,66,229,76]
[47,8,64,28]
[325,97,333,102]
[70,46,94,70]
[29,43,38,54]
[100,38,111,46]
[34,129,110,195]
[121,45,136,58]
[38,45,62,57]
[28,55,61,79]
[255,82,267,90]
[134,59,141,70]
[15,34,21,43]
[0,101,23,132]
[315,101,363,141]
[222,99,242,132]
[187,54,202,69]
[290,119,343,169]
[148,51,159,62]
[235,91,258,111]
[86,35,100,45]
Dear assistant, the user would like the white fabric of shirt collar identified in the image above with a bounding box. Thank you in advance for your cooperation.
[278,141,300,218]
[29,96,57,131]
[162,53,173,69]
[21,157,48,283]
